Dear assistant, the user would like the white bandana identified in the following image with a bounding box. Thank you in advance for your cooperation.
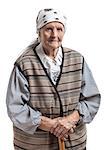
[36,8,67,33]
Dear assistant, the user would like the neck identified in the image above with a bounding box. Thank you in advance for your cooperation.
[43,47,58,59]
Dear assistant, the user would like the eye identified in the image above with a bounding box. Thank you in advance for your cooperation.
[57,27,63,31]
[46,28,52,32]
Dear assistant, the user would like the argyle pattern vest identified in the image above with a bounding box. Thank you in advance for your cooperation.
[14,44,86,150]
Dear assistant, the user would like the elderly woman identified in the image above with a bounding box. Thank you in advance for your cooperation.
[6,9,100,150]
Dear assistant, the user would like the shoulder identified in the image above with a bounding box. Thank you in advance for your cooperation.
[63,47,83,57]
[15,47,34,64]
[15,40,40,65]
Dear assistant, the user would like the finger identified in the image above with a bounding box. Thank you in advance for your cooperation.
[53,125,62,136]
[55,127,64,137]
[50,122,58,133]
[59,130,69,140]
[59,132,68,139]
[68,127,74,134]
[73,125,76,129]
[57,127,68,139]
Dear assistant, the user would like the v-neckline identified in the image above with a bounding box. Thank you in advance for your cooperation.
[33,45,64,88]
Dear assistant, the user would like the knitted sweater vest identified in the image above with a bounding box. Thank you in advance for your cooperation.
[14,44,86,150]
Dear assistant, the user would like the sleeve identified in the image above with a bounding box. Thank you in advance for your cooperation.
[6,66,42,134]
[76,60,101,123]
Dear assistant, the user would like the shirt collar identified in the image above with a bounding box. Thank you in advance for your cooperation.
[35,43,62,66]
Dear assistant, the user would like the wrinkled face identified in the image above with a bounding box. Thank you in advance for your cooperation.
[39,22,65,51]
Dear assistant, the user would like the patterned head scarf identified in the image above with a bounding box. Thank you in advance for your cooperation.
[36,8,67,33]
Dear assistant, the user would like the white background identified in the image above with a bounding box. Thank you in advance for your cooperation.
[0,0,105,149]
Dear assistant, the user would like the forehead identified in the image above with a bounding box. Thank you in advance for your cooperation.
[42,21,64,28]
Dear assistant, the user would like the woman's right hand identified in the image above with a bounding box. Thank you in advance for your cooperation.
[38,116,58,132]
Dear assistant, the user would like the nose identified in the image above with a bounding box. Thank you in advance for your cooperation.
[51,28,58,37]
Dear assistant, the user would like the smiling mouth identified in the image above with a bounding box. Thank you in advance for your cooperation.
[49,40,59,42]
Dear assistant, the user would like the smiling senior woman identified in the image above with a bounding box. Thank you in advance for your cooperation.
[6,9,101,150]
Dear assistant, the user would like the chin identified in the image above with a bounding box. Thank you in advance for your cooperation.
[49,44,60,50]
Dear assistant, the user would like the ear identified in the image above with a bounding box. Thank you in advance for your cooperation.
[38,32,41,43]
[38,31,41,37]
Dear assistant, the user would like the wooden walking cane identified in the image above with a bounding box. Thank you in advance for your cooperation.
[58,138,65,150]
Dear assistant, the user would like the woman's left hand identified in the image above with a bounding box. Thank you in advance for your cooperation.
[50,110,80,140]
